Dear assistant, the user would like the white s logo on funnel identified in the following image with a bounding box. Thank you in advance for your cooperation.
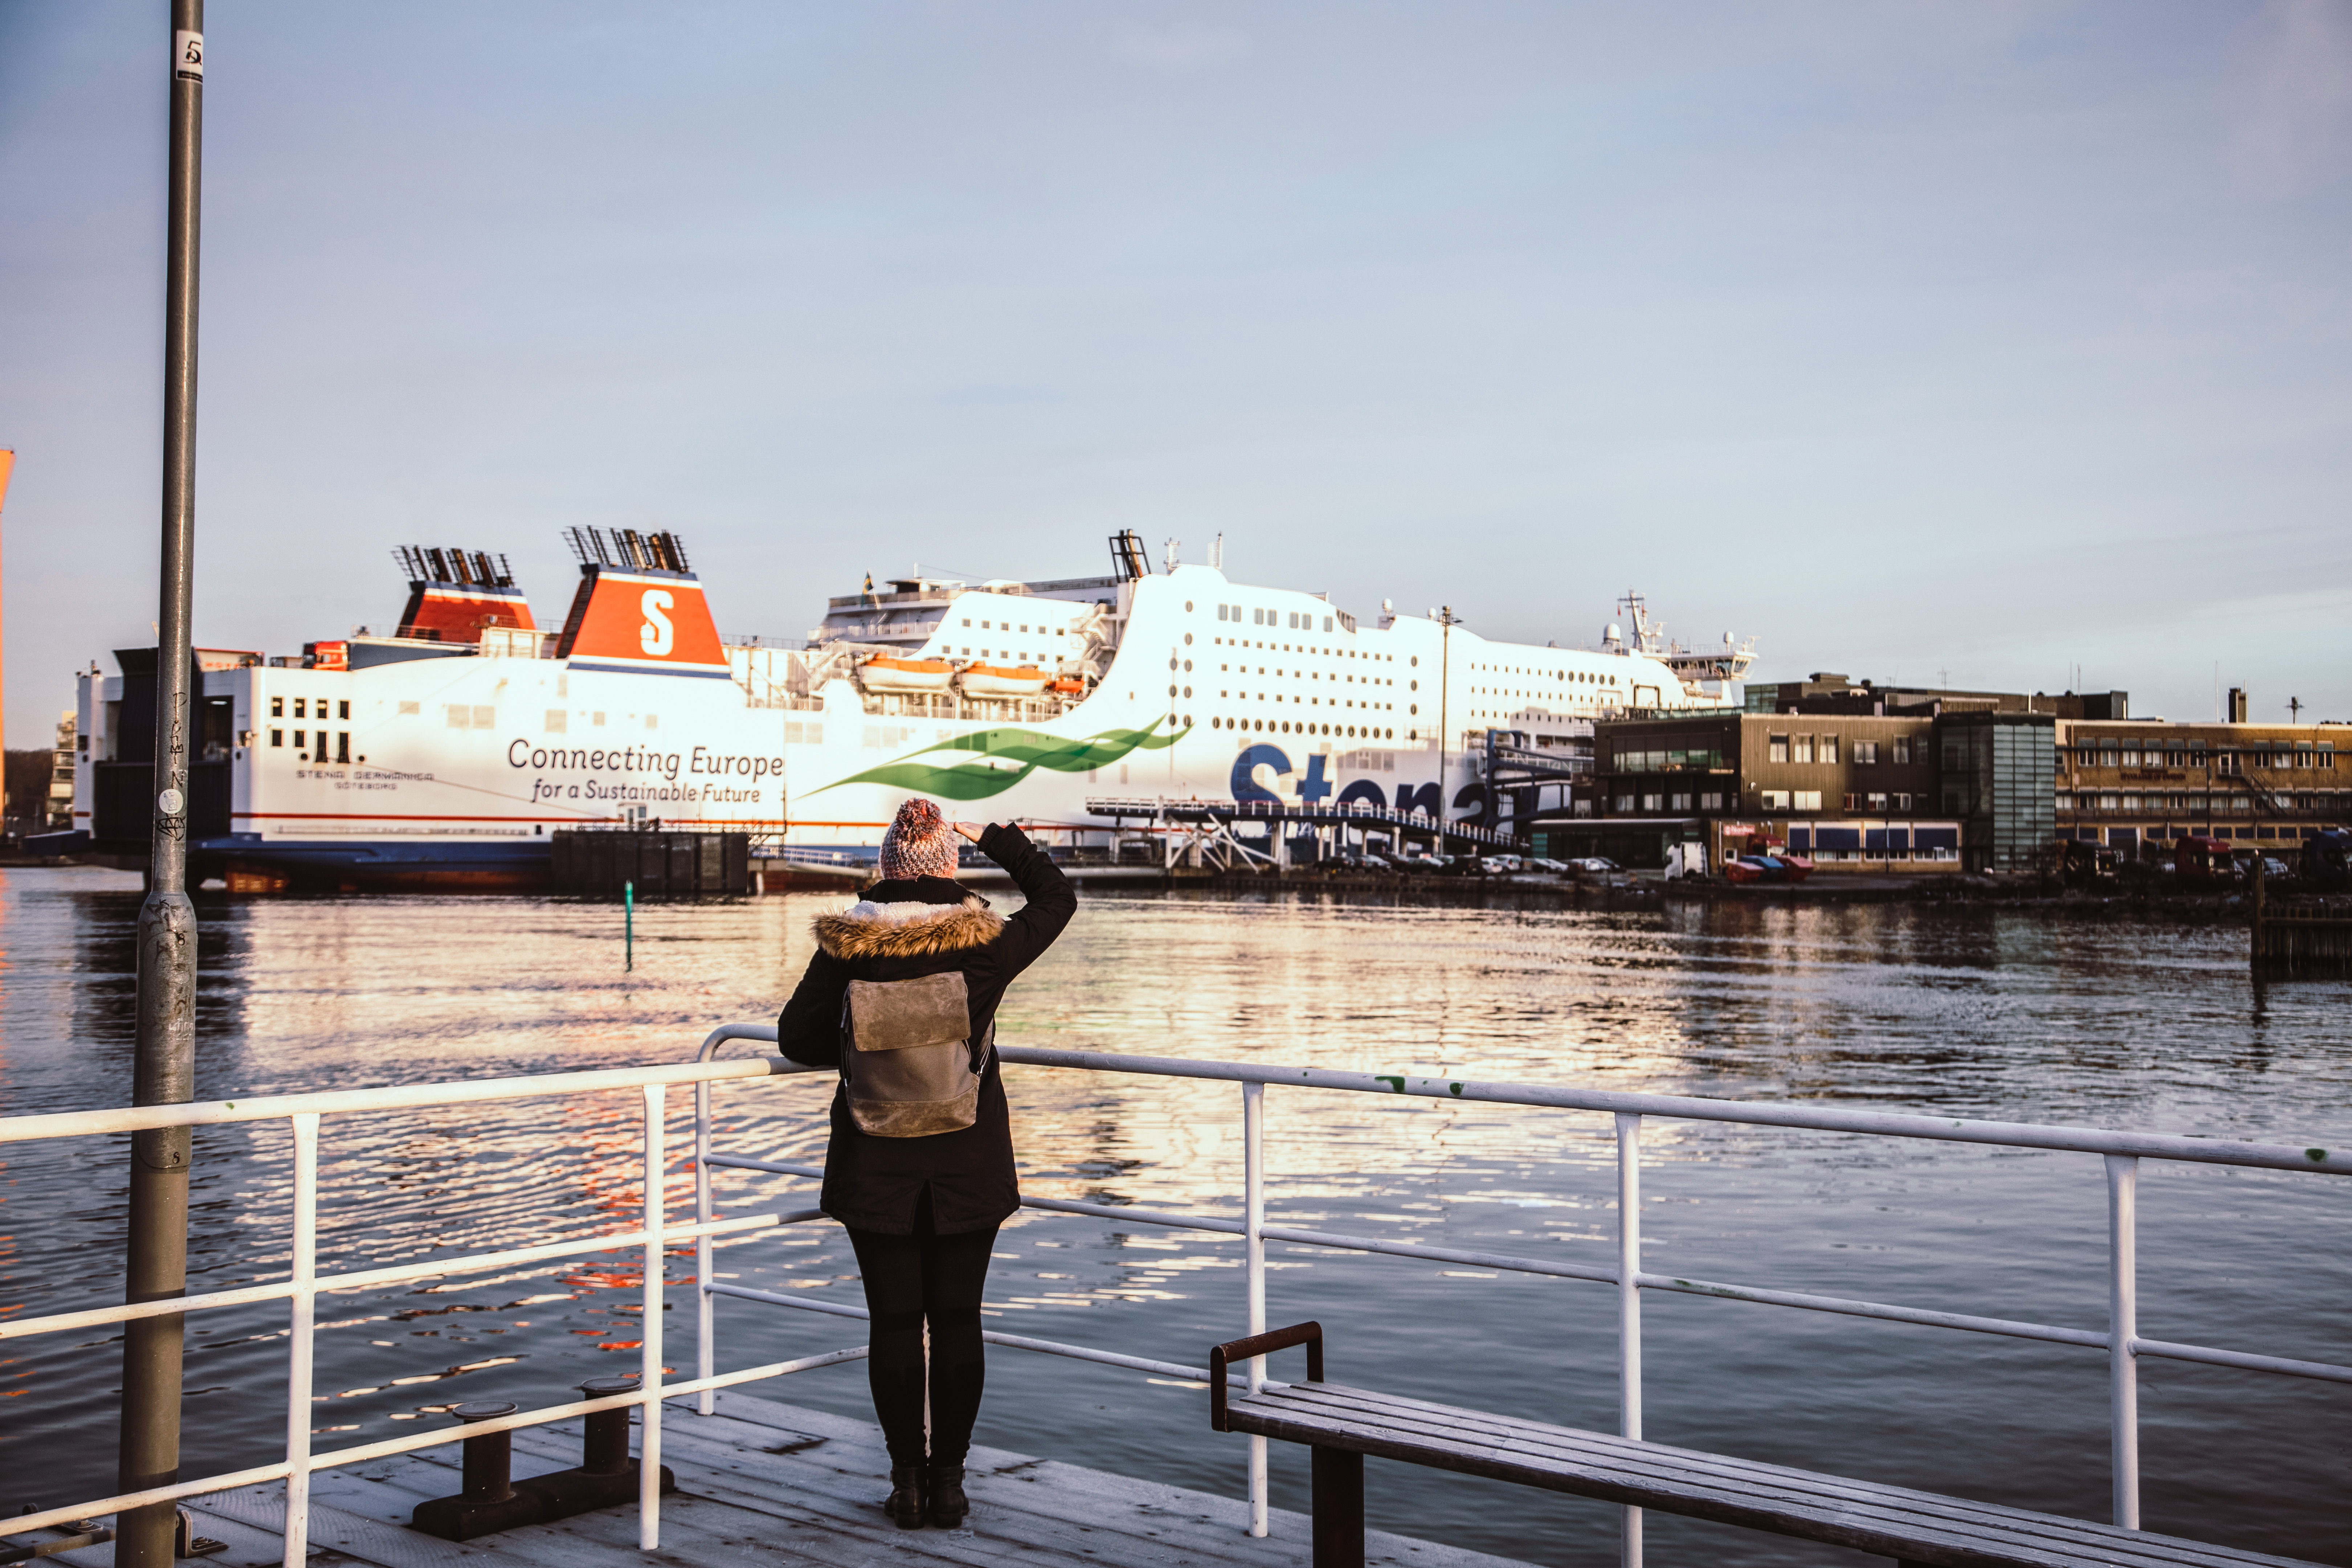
[639,589,675,656]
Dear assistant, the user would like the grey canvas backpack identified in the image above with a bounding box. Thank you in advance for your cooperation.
[837,971,992,1137]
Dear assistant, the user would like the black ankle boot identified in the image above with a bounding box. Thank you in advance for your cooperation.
[884,1465,927,1529]
[924,1462,969,1528]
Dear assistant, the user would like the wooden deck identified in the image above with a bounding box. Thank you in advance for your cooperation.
[49,1393,1531,1568]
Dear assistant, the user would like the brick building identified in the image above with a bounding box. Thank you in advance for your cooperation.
[2056,719,2347,858]
[1526,711,1967,873]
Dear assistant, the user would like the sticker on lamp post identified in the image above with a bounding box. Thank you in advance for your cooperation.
[158,788,186,816]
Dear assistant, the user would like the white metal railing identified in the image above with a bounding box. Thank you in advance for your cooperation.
[4,1031,2351,1568]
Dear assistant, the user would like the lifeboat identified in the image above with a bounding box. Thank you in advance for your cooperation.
[1046,675,1087,696]
[859,655,955,693]
[959,662,1050,697]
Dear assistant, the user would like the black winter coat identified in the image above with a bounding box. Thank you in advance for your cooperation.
[776,823,1075,1234]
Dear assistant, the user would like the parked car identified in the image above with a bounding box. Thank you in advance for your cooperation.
[1726,854,1813,885]
[1527,857,1571,874]
[2302,829,2352,891]
[1478,855,1524,874]
[1566,857,1618,874]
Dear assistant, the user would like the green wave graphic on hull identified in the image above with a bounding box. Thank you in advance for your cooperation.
[811,719,1187,802]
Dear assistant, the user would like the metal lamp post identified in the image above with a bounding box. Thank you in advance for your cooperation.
[117,7,205,1565]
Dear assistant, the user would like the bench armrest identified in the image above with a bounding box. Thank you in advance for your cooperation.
[1209,1321,1324,1432]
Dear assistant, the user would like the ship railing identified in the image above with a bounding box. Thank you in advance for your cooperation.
[7,1034,2352,1567]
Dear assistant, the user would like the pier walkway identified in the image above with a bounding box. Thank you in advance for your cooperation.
[42,1392,1524,1568]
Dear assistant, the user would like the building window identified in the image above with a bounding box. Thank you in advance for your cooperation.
[1867,792,1888,811]
[1613,794,1634,813]
[1671,793,1692,811]
[1760,790,1790,810]
[1894,793,1911,811]
[1794,735,1815,764]
[1769,734,1789,764]
[2055,792,2074,809]
[2121,748,2141,768]
[1843,793,1858,810]
[1853,740,1879,764]
[1794,790,1822,810]
[2099,793,2119,810]
[1700,792,1724,810]
[1821,736,1838,764]
[1641,793,1663,812]
[1892,738,1912,765]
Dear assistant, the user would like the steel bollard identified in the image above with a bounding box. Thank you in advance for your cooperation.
[577,1376,642,1475]
[454,1402,521,1503]
[410,1402,544,1541]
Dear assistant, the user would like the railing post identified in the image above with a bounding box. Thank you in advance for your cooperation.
[281,1113,319,1568]
[694,1077,714,1417]
[1615,1111,1643,1568]
[640,1084,666,1549]
[1244,1079,1268,1538]
[2106,1153,2139,1530]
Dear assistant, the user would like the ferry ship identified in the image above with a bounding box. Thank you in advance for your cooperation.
[57,530,1745,889]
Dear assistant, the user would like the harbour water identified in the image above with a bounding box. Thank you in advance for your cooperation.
[4,867,2350,1567]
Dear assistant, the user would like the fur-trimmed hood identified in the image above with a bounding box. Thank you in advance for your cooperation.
[814,897,1006,960]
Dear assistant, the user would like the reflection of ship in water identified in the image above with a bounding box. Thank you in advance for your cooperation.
[57,529,1749,891]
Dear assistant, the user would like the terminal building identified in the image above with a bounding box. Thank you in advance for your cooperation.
[1508,675,2344,875]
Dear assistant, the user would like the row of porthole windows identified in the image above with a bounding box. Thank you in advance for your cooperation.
[1210,718,1395,739]
[1212,635,1400,664]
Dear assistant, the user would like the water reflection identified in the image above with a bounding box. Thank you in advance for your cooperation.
[2,871,2350,1565]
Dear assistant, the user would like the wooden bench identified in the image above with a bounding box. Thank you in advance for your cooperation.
[1209,1324,2321,1568]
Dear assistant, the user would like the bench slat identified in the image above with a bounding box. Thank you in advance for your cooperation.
[1257,1384,2218,1562]
[1227,1384,2316,1568]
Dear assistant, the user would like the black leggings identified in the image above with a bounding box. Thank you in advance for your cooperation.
[844,1192,998,1467]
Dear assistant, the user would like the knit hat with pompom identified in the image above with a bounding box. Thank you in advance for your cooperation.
[878,798,959,881]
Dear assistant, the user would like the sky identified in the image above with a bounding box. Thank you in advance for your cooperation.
[2,1,2348,746]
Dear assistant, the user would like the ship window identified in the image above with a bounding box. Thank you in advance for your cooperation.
[269,696,283,717]
[646,714,658,730]
[547,710,568,733]
[339,700,350,720]
[398,700,419,715]
[294,698,307,718]
[446,705,470,728]
[337,732,351,764]
[293,730,306,750]
[593,712,606,727]
[269,728,283,747]
[961,618,971,626]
